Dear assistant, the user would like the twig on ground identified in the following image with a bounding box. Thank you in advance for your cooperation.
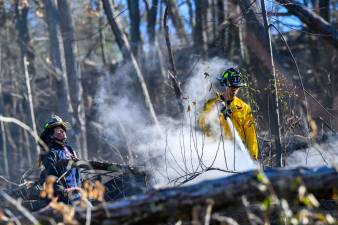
[0,191,39,224]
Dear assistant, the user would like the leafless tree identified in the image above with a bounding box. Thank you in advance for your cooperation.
[57,0,88,159]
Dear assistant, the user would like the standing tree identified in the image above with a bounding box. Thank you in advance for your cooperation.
[166,0,189,44]
[15,0,37,165]
[44,0,74,126]
[56,0,88,159]
[127,0,142,56]
[193,0,207,55]
[102,0,162,134]
[0,43,9,177]
[319,0,330,21]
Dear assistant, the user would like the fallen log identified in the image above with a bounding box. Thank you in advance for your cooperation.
[27,166,338,225]
[13,166,338,224]
[84,166,338,224]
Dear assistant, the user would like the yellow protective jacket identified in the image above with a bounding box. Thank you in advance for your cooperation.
[199,96,258,160]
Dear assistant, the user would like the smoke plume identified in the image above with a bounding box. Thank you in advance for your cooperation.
[95,57,258,187]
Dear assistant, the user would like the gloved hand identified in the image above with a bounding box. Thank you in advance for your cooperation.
[71,155,79,162]
[107,164,120,172]
[221,105,232,119]
[127,166,146,176]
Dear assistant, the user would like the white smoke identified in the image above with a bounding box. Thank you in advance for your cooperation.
[95,57,258,187]
[285,135,338,168]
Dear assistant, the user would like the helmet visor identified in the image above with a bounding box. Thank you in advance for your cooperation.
[44,121,70,130]
[227,75,246,87]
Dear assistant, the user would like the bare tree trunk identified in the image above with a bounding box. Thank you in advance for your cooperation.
[57,0,88,159]
[0,1,5,28]
[319,0,330,22]
[202,0,209,56]
[217,0,225,54]
[237,5,248,63]
[260,0,283,167]
[98,16,107,65]
[102,0,162,134]
[311,0,319,12]
[227,1,243,59]
[211,0,217,40]
[166,0,189,44]
[163,7,184,112]
[144,0,166,80]
[154,37,167,80]
[44,0,74,124]
[194,0,206,54]
[226,1,237,56]
[76,63,88,159]
[127,0,142,56]
[15,1,39,158]
[159,0,164,31]
[0,44,9,177]
[0,121,8,176]
[145,0,159,44]
[23,56,39,157]
[186,0,194,31]
[14,1,35,76]
[232,0,284,166]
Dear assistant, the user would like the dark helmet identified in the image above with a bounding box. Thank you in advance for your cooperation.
[40,115,69,145]
[217,67,246,88]
[43,115,69,131]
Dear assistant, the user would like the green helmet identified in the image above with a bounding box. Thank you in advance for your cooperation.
[217,67,246,87]
[43,115,69,131]
[40,115,69,146]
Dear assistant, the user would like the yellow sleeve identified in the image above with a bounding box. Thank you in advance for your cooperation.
[243,108,258,160]
[198,99,216,136]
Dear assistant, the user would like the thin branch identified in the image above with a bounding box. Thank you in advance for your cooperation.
[0,191,39,225]
[0,115,48,152]
[163,6,184,111]
[0,176,19,187]
[23,56,39,156]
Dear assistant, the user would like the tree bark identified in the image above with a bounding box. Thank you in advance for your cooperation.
[57,0,88,159]
[14,1,39,159]
[237,5,248,63]
[163,7,184,112]
[144,0,166,81]
[217,0,225,54]
[275,0,338,49]
[102,0,162,134]
[44,0,74,124]
[166,0,189,44]
[145,0,159,44]
[0,120,8,177]
[23,56,39,158]
[14,1,35,76]
[193,0,207,54]
[98,16,107,65]
[319,0,330,22]
[127,0,142,56]
[260,0,283,167]
[211,0,217,40]
[0,1,5,28]
[186,0,194,32]
[0,44,9,177]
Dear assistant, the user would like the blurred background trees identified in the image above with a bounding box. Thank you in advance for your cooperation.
[0,0,337,181]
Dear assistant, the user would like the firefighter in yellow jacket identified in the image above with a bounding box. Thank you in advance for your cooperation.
[199,68,258,160]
